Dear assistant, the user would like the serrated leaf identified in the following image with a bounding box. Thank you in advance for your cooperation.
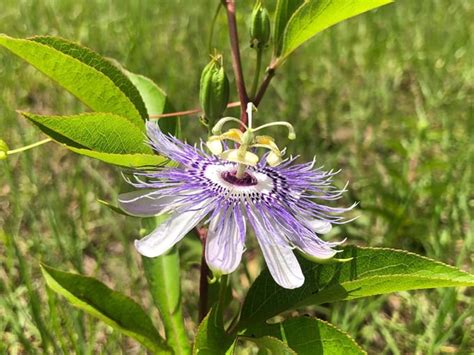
[244,336,297,355]
[67,147,167,168]
[40,264,170,353]
[239,246,474,328]
[193,307,234,355]
[279,0,393,61]
[245,317,365,355]
[20,112,151,154]
[273,0,305,57]
[0,34,145,128]
[125,71,179,136]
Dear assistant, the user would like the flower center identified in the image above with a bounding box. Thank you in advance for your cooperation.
[221,170,258,186]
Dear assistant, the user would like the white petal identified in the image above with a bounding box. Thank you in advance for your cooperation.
[135,204,209,257]
[250,211,304,289]
[306,219,332,234]
[206,207,246,275]
[118,190,176,217]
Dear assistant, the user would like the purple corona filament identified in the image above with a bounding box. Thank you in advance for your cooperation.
[118,122,354,289]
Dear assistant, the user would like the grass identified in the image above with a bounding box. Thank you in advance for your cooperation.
[0,0,472,353]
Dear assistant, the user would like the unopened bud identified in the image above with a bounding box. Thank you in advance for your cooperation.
[199,55,230,129]
[0,140,8,160]
[250,1,271,49]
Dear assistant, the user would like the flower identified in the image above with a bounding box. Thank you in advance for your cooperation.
[119,121,354,289]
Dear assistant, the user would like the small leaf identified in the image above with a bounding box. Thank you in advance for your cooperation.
[239,246,474,328]
[245,317,365,354]
[193,307,234,354]
[40,264,170,353]
[20,112,151,154]
[125,71,179,136]
[0,34,145,128]
[279,0,393,61]
[273,0,305,57]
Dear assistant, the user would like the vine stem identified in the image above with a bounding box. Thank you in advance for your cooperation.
[222,0,249,127]
[253,61,277,107]
[198,227,209,322]
[148,101,240,119]
[7,138,52,155]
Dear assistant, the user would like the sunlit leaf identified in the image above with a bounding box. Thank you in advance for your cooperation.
[40,264,170,353]
[279,0,393,61]
[20,112,151,154]
[67,148,166,168]
[0,34,145,128]
[125,71,179,136]
[273,0,305,57]
[239,246,474,328]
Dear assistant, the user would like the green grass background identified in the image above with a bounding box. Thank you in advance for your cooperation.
[0,0,472,353]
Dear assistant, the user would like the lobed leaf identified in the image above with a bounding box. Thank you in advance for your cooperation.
[239,246,474,328]
[279,0,393,61]
[244,316,365,354]
[40,264,170,353]
[0,34,145,128]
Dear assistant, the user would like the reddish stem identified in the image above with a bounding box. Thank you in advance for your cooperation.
[222,0,249,127]
[198,227,209,322]
[253,65,276,107]
[148,101,240,119]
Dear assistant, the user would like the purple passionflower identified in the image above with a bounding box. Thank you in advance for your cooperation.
[119,121,353,289]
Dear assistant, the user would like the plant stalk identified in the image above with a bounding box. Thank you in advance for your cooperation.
[222,0,249,127]
[198,227,210,322]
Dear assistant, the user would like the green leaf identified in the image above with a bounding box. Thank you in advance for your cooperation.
[193,307,234,355]
[125,71,179,136]
[20,112,151,154]
[67,147,167,168]
[40,264,170,353]
[142,216,190,355]
[279,0,393,61]
[244,336,297,355]
[239,246,474,328]
[0,34,145,128]
[273,0,305,57]
[244,317,365,355]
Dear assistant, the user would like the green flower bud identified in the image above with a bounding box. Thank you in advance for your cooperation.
[0,139,8,160]
[250,1,271,49]
[199,55,230,129]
